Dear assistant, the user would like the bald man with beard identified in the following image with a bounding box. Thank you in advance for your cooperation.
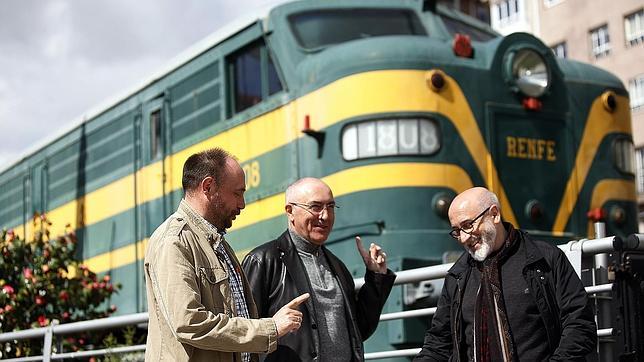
[415,187,596,361]
[242,177,396,362]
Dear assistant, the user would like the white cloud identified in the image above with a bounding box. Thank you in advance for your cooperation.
[42,1,71,59]
[0,0,288,171]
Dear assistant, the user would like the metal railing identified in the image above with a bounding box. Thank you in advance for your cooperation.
[363,273,614,360]
[1,230,641,361]
[0,313,148,361]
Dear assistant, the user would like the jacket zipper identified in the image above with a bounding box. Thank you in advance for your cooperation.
[453,274,463,360]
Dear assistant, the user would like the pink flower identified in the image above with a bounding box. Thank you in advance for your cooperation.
[23,268,34,280]
[37,315,49,327]
[35,296,45,305]
[2,285,14,295]
[59,291,69,301]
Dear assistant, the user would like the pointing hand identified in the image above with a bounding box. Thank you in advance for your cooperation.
[272,293,309,337]
[355,236,387,274]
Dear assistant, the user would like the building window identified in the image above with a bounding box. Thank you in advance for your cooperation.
[625,9,644,46]
[636,147,644,194]
[590,24,611,58]
[630,74,644,111]
[551,42,567,58]
[494,0,521,26]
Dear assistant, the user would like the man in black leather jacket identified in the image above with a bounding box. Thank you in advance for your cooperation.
[242,177,396,361]
[414,187,596,361]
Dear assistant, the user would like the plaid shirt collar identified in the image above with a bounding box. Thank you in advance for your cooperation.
[179,199,224,248]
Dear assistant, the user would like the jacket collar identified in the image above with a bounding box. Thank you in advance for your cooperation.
[276,231,354,316]
[448,252,470,277]
[275,231,318,316]
[519,229,546,266]
[178,199,223,249]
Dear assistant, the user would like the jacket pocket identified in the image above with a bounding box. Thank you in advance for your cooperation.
[199,267,230,315]
[199,267,228,284]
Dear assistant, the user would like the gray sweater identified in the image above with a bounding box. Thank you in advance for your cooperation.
[289,230,352,362]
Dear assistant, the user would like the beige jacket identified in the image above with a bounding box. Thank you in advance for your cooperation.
[144,200,278,361]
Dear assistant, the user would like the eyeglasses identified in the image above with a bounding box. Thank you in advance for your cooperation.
[290,202,339,215]
[449,206,491,239]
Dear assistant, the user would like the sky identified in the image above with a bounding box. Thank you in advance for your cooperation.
[0,0,287,171]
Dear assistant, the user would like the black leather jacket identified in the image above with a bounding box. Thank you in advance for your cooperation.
[242,231,396,362]
[414,227,597,361]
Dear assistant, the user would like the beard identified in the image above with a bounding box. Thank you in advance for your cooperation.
[216,213,233,230]
[208,194,234,231]
[468,221,497,262]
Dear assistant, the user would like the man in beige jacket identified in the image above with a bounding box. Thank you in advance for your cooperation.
[144,148,308,362]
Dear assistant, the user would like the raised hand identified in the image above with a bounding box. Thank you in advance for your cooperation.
[272,293,310,337]
[355,236,387,274]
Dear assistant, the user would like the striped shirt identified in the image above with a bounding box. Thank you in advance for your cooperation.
[215,241,251,362]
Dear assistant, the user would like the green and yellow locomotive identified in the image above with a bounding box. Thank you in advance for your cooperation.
[0,0,636,353]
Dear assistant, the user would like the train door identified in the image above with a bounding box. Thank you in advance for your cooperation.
[486,107,575,238]
[135,98,167,311]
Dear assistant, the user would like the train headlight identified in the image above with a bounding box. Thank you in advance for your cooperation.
[509,49,550,97]
[342,118,440,160]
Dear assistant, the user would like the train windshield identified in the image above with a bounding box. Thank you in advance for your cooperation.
[440,15,499,42]
[288,9,427,50]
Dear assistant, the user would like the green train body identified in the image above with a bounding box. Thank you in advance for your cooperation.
[0,0,636,356]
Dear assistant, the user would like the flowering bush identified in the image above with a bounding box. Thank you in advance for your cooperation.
[0,217,121,358]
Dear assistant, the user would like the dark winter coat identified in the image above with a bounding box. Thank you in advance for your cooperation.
[414,228,597,361]
[242,231,396,362]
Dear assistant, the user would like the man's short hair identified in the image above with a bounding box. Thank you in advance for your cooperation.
[483,190,501,211]
[182,148,233,193]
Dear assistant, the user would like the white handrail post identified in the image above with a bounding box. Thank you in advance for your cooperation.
[43,319,58,362]
[592,222,614,361]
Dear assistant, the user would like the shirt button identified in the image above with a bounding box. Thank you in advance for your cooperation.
[311,323,317,329]
[311,351,318,358]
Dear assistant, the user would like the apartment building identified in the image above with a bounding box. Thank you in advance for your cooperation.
[489,0,644,225]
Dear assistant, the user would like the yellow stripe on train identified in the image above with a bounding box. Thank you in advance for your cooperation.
[553,94,632,234]
[84,162,474,273]
[26,69,514,245]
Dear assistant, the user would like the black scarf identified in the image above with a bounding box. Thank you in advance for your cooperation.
[473,225,518,362]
